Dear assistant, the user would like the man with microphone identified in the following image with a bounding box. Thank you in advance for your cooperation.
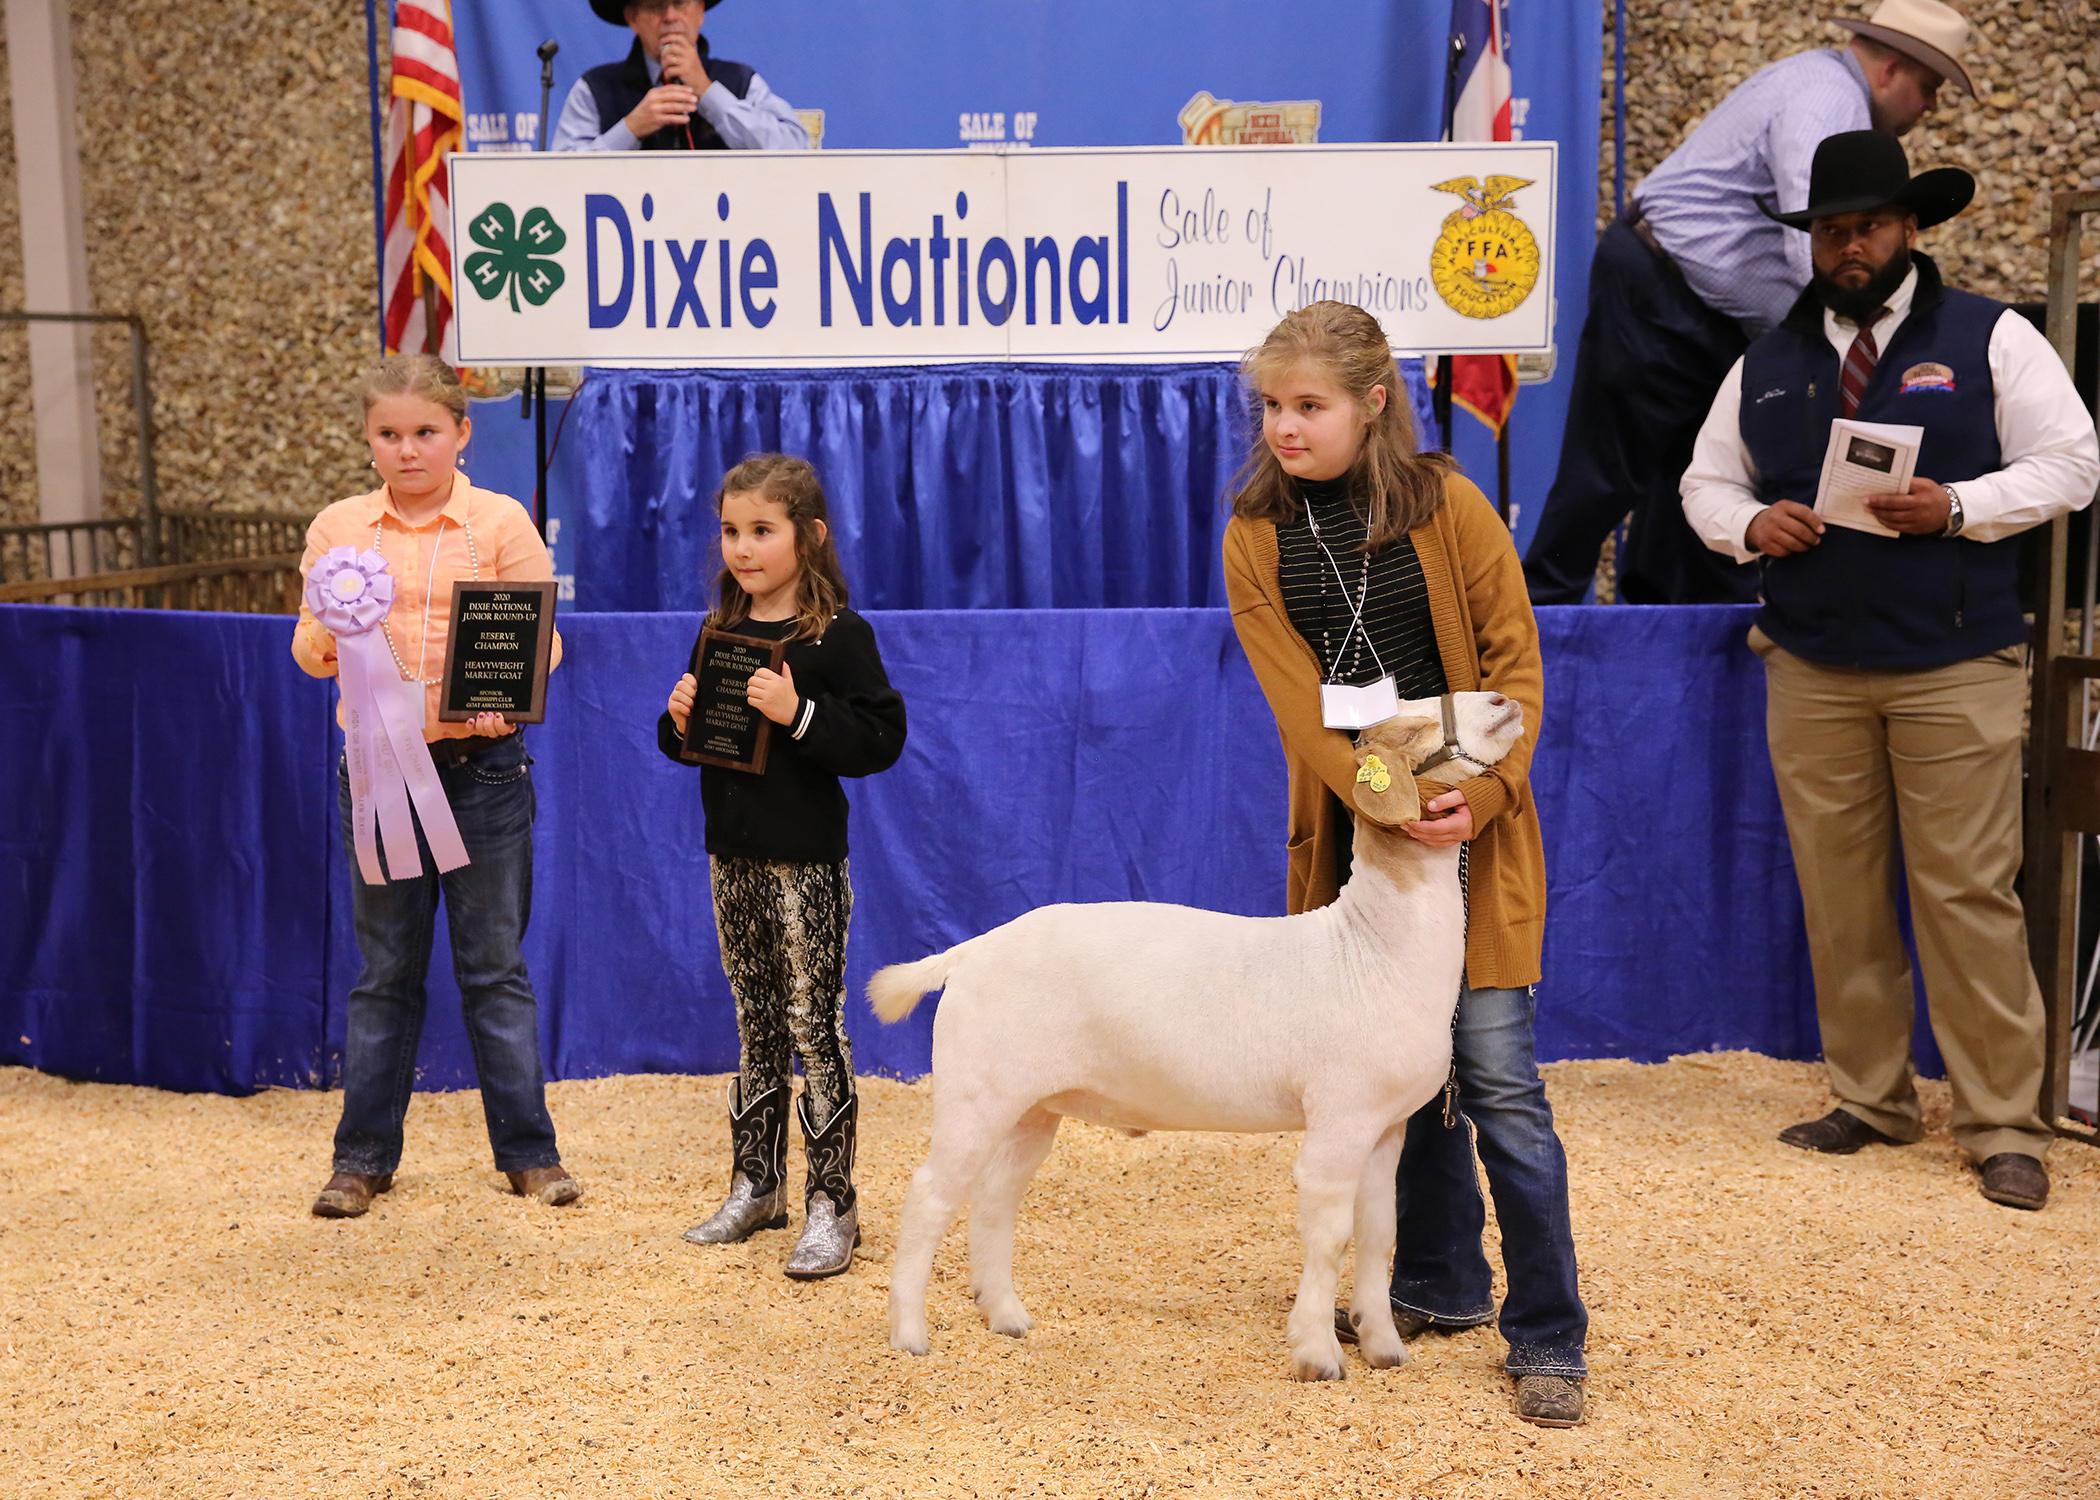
[553,0,807,152]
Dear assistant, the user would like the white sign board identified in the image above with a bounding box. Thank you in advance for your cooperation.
[449,143,1557,367]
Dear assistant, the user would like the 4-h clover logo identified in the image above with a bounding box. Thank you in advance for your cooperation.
[464,203,567,311]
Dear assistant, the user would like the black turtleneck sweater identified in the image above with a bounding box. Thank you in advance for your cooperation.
[1275,476,1446,698]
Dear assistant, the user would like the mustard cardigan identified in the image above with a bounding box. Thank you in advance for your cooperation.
[1222,472,1547,989]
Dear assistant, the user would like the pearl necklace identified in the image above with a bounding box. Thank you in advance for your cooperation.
[371,509,480,685]
[1319,550,1373,680]
[1306,499,1373,681]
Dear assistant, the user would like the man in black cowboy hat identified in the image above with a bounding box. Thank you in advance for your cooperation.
[1524,0,1978,607]
[1684,130,2100,1211]
[552,0,808,153]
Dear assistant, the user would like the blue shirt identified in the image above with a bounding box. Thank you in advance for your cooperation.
[551,51,809,152]
[1636,49,1872,335]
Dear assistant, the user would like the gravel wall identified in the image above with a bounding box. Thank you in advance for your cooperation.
[2,4,2096,530]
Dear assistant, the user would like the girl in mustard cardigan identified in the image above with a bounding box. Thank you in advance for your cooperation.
[1222,302,1588,1427]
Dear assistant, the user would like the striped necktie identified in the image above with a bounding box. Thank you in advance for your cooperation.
[1839,309,1888,418]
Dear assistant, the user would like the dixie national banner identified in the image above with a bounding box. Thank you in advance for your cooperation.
[449,143,1556,367]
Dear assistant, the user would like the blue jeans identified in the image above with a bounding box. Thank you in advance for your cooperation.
[1387,983,1589,1379]
[331,732,561,1176]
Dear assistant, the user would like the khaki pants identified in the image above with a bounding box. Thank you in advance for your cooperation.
[1752,627,2050,1162]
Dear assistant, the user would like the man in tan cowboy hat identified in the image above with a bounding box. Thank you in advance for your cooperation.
[1683,130,2100,1211]
[1524,1,1979,609]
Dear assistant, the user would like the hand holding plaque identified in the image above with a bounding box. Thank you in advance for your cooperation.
[440,581,557,724]
[683,627,788,773]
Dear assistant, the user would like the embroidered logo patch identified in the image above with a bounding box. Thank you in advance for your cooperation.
[1900,362,1956,394]
[1753,386,1788,405]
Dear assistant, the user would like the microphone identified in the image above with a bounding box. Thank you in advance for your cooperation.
[533,39,559,152]
[658,23,698,149]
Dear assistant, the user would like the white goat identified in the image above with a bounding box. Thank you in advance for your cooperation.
[869,691,1524,1380]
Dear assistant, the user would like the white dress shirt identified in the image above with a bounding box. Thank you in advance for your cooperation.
[1682,264,2100,562]
[551,52,808,153]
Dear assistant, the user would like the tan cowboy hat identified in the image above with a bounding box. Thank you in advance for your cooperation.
[1833,0,1977,96]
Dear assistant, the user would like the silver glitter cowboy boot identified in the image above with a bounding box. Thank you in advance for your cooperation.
[784,1089,861,1279]
[683,1079,790,1244]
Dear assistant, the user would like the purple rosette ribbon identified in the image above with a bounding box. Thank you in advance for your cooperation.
[305,545,471,884]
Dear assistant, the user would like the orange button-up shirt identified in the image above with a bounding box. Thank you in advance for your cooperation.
[293,475,564,741]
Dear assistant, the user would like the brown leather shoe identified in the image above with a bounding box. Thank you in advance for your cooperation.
[507,1164,582,1207]
[312,1171,393,1218]
[1514,1374,1586,1427]
[1778,1108,1907,1155]
[1977,1152,2048,1211]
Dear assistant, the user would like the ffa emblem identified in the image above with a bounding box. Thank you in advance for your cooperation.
[1356,755,1393,795]
[1428,176,1542,320]
[1900,362,1956,394]
[1179,91,1321,145]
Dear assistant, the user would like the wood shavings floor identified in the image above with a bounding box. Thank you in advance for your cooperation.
[3,1054,2094,1499]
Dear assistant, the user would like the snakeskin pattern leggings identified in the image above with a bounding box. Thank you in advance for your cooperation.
[709,855,855,1122]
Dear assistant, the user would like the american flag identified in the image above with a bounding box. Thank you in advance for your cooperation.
[1444,0,1519,438]
[382,0,463,359]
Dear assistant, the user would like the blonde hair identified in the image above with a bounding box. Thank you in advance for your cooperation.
[706,453,850,642]
[1229,301,1452,550]
[359,353,468,425]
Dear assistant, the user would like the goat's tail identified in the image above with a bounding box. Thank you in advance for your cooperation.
[868,946,963,1023]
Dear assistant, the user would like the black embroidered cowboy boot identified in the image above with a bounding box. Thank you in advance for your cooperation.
[683,1079,790,1244]
[784,1089,861,1279]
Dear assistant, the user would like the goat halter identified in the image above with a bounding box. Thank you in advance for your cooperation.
[1413,693,1487,775]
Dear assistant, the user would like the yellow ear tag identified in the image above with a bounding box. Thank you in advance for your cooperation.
[1357,754,1392,794]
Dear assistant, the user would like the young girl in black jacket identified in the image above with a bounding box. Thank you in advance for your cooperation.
[660,454,906,1278]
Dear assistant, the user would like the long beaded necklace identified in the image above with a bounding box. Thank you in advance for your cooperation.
[371,504,480,685]
[1306,500,1375,683]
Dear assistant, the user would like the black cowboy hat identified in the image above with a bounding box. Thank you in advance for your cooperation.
[1764,130,1974,230]
[589,0,723,23]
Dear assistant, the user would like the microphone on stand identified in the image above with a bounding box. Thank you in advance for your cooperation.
[534,39,558,152]
[526,38,561,535]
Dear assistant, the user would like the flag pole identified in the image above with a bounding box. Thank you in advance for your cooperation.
[1497,410,1512,524]
[1435,30,1467,454]
[1492,2,1513,527]
[365,0,388,354]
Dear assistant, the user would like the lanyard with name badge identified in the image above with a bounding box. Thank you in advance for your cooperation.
[1305,505,1399,730]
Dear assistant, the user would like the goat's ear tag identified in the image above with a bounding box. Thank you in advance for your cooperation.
[1356,754,1393,794]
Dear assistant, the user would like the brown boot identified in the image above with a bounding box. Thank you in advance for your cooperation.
[1778,1108,1907,1155]
[1333,1304,1436,1345]
[1514,1374,1585,1427]
[507,1164,583,1207]
[312,1171,393,1218]
[1977,1153,2048,1211]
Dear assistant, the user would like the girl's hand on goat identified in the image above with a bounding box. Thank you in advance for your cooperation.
[1403,789,1474,846]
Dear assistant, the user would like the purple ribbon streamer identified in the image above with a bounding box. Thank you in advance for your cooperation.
[306,544,471,884]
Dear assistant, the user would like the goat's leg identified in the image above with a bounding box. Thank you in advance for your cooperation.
[1347,1122,1409,1370]
[1287,1121,1380,1381]
[887,1095,1012,1356]
[967,1107,1061,1337]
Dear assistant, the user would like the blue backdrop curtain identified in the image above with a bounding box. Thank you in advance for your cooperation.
[0,602,1946,1096]
[489,361,1440,612]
